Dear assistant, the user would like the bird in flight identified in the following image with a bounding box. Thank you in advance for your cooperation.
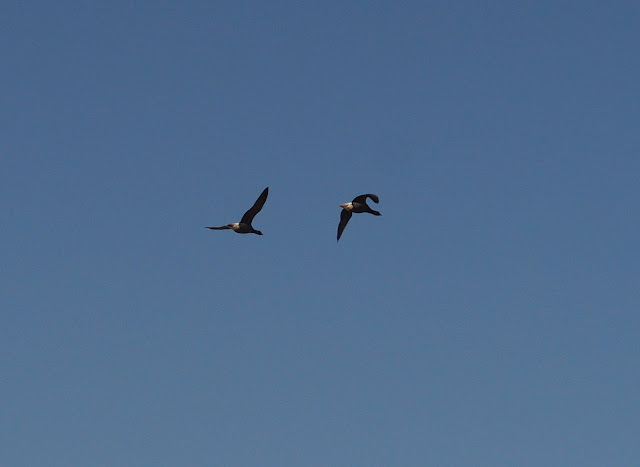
[206,187,269,235]
[337,193,381,241]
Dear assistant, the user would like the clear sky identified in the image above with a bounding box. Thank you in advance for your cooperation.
[2,1,639,465]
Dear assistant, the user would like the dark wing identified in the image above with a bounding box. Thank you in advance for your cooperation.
[352,193,379,204]
[206,225,231,230]
[337,209,352,241]
[241,187,269,224]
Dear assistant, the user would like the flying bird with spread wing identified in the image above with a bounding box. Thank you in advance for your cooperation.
[337,193,381,241]
[206,187,269,235]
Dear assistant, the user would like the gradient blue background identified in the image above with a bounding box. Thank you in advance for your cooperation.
[2,1,639,465]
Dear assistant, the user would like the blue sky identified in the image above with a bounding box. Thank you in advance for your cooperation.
[2,1,639,465]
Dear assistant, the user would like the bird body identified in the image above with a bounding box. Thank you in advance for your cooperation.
[337,193,381,241]
[206,187,269,235]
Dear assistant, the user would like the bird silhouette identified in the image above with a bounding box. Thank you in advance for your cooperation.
[206,187,269,235]
[337,193,381,241]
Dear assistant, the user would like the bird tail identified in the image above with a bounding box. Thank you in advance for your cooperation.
[371,210,381,216]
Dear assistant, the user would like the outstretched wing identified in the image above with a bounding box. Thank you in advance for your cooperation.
[205,225,231,230]
[337,209,352,241]
[241,187,269,224]
[352,193,379,204]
